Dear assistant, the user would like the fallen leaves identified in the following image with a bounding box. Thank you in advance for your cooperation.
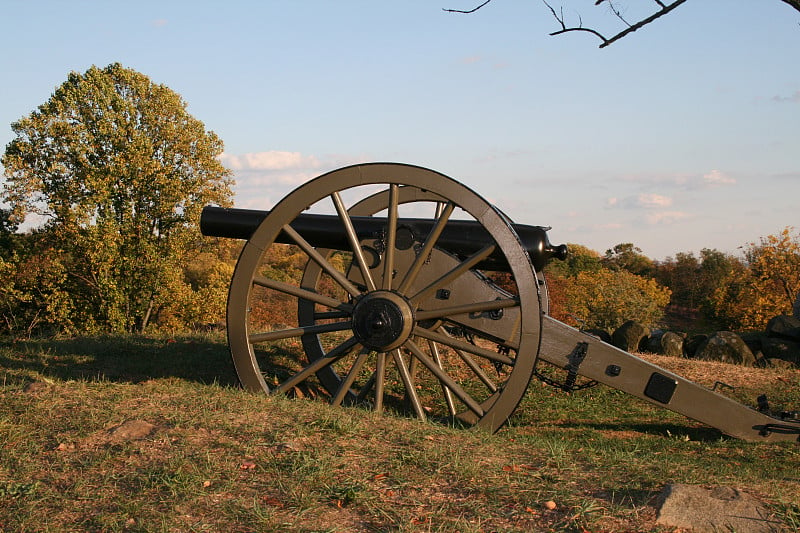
[239,461,256,470]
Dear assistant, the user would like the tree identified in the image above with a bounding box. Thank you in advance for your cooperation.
[544,242,602,278]
[654,247,742,316]
[602,242,653,277]
[2,63,233,333]
[707,228,800,330]
[445,1,800,48]
[561,267,671,332]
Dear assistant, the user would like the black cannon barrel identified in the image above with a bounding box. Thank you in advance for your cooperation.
[201,206,567,272]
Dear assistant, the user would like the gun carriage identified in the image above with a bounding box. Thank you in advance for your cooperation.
[201,162,800,442]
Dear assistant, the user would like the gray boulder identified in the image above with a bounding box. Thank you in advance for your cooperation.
[738,331,764,357]
[758,357,798,370]
[612,321,650,353]
[656,484,784,533]
[761,337,800,364]
[695,332,756,366]
[684,334,708,358]
[583,328,612,344]
[766,314,800,342]
[646,331,684,357]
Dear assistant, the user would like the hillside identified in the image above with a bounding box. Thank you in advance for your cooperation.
[1,335,798,532]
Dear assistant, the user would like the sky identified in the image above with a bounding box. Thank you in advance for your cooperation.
[1,0,798,261]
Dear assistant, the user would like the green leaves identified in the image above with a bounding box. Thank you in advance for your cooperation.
[1,63,234,333]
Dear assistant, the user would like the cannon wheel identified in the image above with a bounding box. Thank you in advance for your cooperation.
[227,163,542,432]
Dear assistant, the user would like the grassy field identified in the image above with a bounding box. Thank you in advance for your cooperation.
[1,334,798,532]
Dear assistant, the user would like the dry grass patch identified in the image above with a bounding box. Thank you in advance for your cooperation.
[0,335,798,532]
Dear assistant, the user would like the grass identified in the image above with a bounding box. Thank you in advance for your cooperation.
[0,333,798,532]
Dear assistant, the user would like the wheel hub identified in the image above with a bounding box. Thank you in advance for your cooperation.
[352,291,414,352]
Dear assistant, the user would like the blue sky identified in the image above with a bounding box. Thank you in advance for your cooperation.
[1,0,798,260]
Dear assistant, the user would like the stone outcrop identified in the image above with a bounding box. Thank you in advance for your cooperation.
[684,334,708,358]
[766,315,800,343]
[694,331,756,366]
[611,321,650,352]
[584,328,612,344]
[645,330,684,357]
[761,337,800,364]
[656,484,785,533]
[595,313,800,368]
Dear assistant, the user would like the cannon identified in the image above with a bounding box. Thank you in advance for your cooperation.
[201,162,800,442]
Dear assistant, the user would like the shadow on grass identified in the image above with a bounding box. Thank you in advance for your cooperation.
[0,335,242,386]
[554,420,725,442]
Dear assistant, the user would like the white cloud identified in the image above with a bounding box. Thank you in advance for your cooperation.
[217,151,370,210]
[616,170,736,191]
[218,151,321,172]
[703,169,736,186]
[151,19,168,27]
[636,193,672,208]
[607,193,673,209]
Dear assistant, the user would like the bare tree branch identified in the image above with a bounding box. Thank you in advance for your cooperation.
[447,0,800,48]
[544,1,610,45]
[606,1,633,27]
[779,0,800,12]
[546,0,688,48]
[598,0,688,48]
[443,0,493,14]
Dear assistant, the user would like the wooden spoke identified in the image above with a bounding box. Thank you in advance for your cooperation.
[253,276,351,312]
[415,297,518,322]
[281,223,361,298]
[412,326,514,366]
[373,351,386,413]
[249,321,352,344]
[331,349,369,407]
[405,339,485,418]
[428,340,457,417]
[436,327,499,393]
[273,337,360,395]
[331,191,377,292]
[409,244,496,304]
[382,184,399,290]
[391,349,426,420]
[397,201,455,294]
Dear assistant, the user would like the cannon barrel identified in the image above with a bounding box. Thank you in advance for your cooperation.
[201,206,567,272]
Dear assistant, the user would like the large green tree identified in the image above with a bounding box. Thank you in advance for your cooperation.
[2,63,233,333]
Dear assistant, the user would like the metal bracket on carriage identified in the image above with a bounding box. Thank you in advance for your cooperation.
[533,341,598,393]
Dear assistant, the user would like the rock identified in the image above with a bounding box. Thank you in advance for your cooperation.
[646,331,684,357]
[761,337,800,364]
[108,420,156,441]
[684,334,708,358]
[583,328,612,344]
[758,357,797,370]
[738,331,764,356]
[22,381,51,395]
[766,315,800,343]
[656,484,784,533]
[695,332,756,366]
[612,321,650,353]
